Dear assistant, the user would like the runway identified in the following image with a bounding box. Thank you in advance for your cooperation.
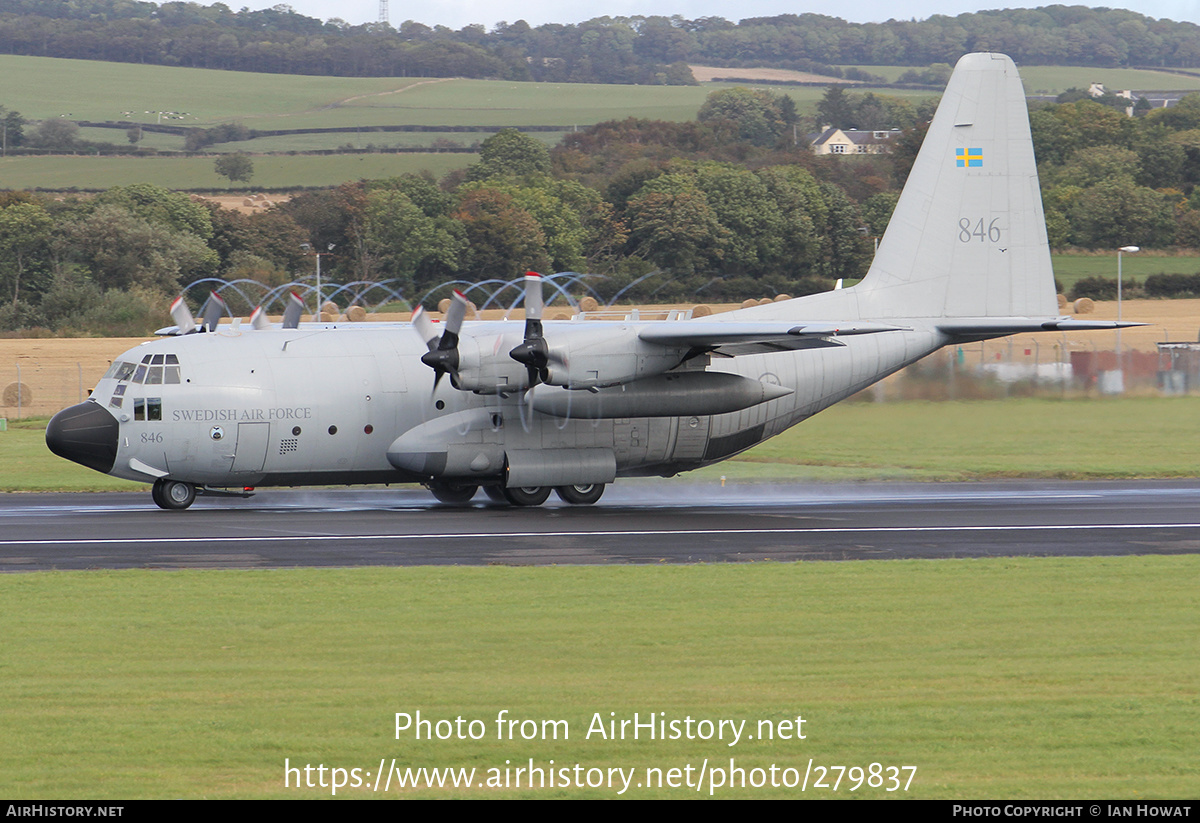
[2,480,1200,570]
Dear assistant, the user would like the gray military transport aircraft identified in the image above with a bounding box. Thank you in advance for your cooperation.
[46,53,1140,510]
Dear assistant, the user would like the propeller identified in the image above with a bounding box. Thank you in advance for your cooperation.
[281,292,305,330]
[199,290,227,332]
[249,305,270,330]
[415,290,469,391]
[169,295,197,335]
[508,272,550,386]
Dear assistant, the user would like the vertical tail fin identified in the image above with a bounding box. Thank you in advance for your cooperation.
[858,53,1056,320]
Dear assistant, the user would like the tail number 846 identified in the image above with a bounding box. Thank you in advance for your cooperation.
[959,217,1002,243]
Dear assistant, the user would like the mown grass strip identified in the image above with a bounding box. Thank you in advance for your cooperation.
[2,558,1196,798]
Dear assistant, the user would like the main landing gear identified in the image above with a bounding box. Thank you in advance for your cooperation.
[152,478,196,510]
[430,483,607,506]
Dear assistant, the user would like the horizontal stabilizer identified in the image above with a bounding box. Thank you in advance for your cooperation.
[938,317,1149,340]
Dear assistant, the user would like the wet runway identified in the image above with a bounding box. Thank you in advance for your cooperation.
[3,480,1200,570]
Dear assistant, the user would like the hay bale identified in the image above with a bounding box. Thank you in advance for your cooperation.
[260,199,274,208]
[692,304,712,317]
[552,312,571,321]
[253,194,266,201]
[774,293,792,302]
[579,296,599,312]
[320,300,339,317]
[346,305,367,322]
[318,311,335,322]
[1073,297,1095,314]
[741,299,758,309]
[1057,293,1068,309]
[438,298,451,314]
[242,198,256,207]
[2,382,31,407]
[758,297,773,305]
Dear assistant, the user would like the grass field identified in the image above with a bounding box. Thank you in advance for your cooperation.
[0,153,473,190]
[1052,252,1200,293]
[0,55,718,130]
[846,64,1200,94]
[2,557,1196,798]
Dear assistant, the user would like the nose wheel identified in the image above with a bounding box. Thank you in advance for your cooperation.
[152,479,196,510]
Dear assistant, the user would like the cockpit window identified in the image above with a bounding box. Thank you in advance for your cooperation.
[110,362,136,381]
[109,356,180,385]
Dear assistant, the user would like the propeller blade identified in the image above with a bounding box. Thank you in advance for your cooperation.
[411,306,439,352]
[523,271,543,322]
[169,295,197,335]
[281,292,304,330]
[200,291,226,332]
[250,305,270,330]
[443,290,468,342]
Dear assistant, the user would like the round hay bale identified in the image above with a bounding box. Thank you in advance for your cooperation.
[758,297,773,306]
[552,312,571,321]
[3,382,31,407]
[1057,293,1068,309]
[242,198,256,207]
[1073,297,1095,314]
[346,305,367,322]
[579,296,599,313]
[438,298,451,314]
[692,304,712,317]
[260,200,274,208]
[741,299,758,309]
[253,193,266,201]
[318,311,335,322]
[774,293,792,302]
[321,300,339,317]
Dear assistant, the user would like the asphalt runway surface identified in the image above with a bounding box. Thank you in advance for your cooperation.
[3,480,1200,571]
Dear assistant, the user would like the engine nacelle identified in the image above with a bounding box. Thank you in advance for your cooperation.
[451,333,534,394]
[528,324,683,390]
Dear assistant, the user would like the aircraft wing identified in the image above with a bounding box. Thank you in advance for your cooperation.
[637,321,907,356]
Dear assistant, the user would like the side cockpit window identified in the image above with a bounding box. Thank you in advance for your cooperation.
[133,398,162,422]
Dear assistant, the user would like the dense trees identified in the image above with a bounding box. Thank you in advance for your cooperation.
[5,3,1200,84]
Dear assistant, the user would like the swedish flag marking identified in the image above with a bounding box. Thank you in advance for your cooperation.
[956,147,983,168]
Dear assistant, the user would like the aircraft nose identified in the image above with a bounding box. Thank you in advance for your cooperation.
[45,401,120,474]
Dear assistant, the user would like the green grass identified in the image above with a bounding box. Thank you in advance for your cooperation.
[0,55,717,131]
[1052,252,1200,293]
[0,153,473,190]
[721,396,1200,481]
[9,397,1200,493]
[2,558,1196,798]
[846,64,1200,94]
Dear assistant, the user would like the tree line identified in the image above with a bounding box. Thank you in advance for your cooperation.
[4,2,1200,84]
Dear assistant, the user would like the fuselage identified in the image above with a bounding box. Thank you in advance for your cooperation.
[47,316,945,494]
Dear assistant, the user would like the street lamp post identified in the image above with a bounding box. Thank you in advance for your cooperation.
[302,243,336,320]
[1116,245,1139,389]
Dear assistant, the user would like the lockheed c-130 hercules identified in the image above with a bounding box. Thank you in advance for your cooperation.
[46,53,1140,510]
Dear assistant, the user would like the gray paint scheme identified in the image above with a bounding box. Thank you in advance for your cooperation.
[47,54,1138,504]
